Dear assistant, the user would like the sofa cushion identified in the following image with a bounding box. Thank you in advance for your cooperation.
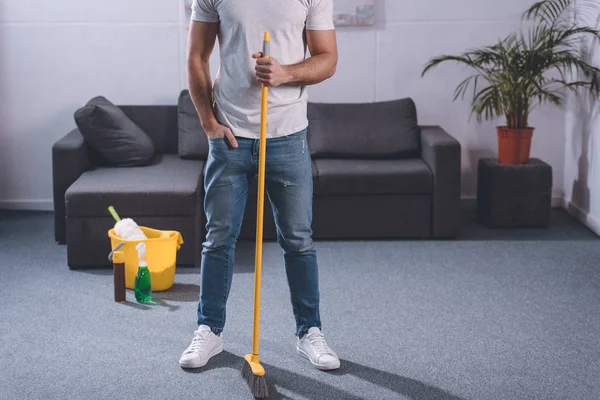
[315,159,432,195]
[65,155,204,217]
[307,99,421,159]
[178,90,210,160]
[74,96,155,167]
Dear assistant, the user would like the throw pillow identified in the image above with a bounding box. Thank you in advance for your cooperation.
[307,98,422,159]
[177,90,209,160]
[74,96,155,167]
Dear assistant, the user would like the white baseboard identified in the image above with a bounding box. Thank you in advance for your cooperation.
[566,200,600,236]
[0,199,53,211]
[461,196,565,209]
[553,196,567,209]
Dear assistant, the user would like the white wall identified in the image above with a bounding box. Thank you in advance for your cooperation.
[0,0,182,210]
[563,5,600,235]
[0,0,566,210]
[312,0,565,201]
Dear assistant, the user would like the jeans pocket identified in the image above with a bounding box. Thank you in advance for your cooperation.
[208,138,229,161]
[208,137,231,151]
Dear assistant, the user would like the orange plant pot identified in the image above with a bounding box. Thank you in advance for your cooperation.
[497,127,534,165]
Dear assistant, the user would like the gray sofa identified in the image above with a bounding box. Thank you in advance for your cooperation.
[53,91,461,268]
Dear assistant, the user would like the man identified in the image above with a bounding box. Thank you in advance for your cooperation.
[179,0,340,371]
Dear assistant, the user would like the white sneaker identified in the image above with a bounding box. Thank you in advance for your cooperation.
[179,325,223,369]
[296,327,340,370]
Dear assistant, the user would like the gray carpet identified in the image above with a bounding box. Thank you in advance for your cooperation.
[1,209,599,400]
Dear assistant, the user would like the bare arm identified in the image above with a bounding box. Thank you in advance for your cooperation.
[187,20,238,147]
[254,29,338,87]
[286,29,338,84]
[187,21,218,128]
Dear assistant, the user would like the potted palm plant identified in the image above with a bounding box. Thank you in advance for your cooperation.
[421,0,600,164]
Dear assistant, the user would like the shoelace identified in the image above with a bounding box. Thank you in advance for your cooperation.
[189,331,209,352]
[308,332,332,355]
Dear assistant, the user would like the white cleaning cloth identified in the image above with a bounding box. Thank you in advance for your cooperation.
[114,218,146,240]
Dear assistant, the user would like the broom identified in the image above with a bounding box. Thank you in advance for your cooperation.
[241,31,270,399]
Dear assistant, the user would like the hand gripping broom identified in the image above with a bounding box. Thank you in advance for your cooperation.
[242,31,271,399]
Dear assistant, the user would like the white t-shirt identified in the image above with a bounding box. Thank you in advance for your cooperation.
[191,0,334,139]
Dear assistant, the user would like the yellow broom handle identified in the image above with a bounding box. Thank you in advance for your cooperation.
[253,31,270,357]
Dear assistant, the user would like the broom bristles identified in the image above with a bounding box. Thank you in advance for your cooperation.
[242,361,269,399]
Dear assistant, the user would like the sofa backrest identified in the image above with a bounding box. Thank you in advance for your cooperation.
[307,98,421,159]
[119,105,179,154]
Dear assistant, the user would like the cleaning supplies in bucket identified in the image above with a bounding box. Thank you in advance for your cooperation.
[108,206,146,240]
[134,242,153,303]
[108,226,183,292]
[112,249,126,303]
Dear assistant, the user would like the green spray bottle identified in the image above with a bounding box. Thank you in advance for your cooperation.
[134,242,153,303]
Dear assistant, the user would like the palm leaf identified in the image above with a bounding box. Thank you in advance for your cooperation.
[552,79,598,92]
[555,26,600,46]
[453,74,481,101]
[550,54,600,81]
[533,87,565,107]
[471,85,503,123]
[421,55,472,77]
[523,0,573,25]
[421,0,600,129]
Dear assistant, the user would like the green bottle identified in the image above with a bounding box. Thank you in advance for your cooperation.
[134,242,152,303]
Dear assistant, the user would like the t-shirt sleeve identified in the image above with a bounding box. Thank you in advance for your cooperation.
[306,0,335,30]
[191,0,219,23]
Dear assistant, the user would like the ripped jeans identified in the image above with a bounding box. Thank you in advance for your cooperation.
[197,128,321,337]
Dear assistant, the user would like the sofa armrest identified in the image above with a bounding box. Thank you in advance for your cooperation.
[420,125,461,237]
[52,129,90,243]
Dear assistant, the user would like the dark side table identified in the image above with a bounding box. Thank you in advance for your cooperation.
[477,158,552,228]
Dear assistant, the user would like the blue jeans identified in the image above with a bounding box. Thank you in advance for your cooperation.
[197,129,321,337]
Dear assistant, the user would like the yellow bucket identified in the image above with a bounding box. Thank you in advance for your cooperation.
[108,226,183,292]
